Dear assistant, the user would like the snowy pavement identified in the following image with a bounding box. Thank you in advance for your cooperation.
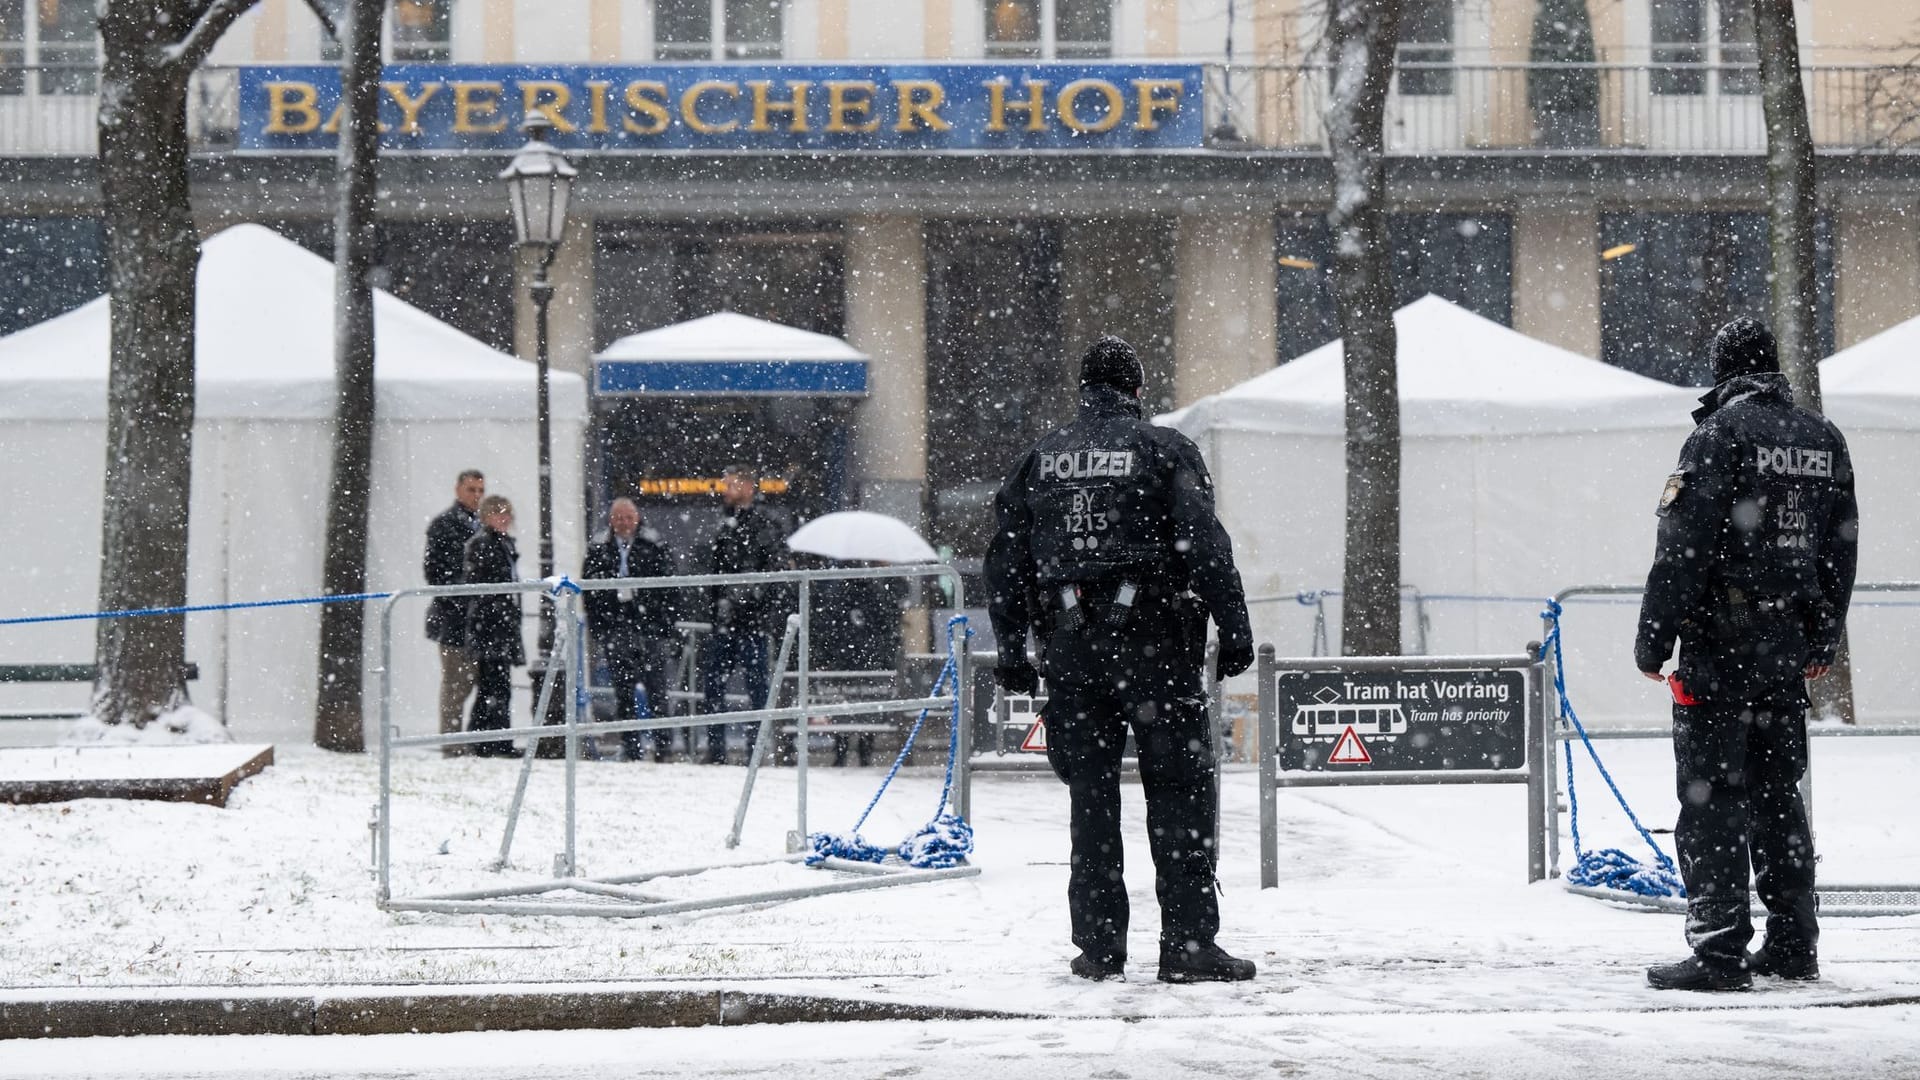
[3,734,1918,1073]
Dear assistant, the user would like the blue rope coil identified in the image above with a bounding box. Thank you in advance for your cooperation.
[1542,599,1685,900]
[806,615,976,871]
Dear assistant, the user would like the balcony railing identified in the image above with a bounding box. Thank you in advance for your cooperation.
[1209,62,1920,154]
[0,62,1915,157]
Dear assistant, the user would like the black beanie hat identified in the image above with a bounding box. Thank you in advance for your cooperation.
[1080,335,1144,395]
[1709,316,1780,384]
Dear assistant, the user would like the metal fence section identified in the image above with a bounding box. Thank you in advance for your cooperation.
[372,563,978,919]
[1544,582,1920,917]
[1256,645,1551,890]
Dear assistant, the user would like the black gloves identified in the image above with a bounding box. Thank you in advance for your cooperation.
[996,656,1040,696]
[1217,640,1255,679]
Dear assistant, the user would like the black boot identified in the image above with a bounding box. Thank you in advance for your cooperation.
[1158,942,1255,984]
[1748,943,1819,981]
[1069,951,1124,982]
[1646,955,1751,991]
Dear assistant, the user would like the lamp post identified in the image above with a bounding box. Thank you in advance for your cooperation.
[500,115,577,678]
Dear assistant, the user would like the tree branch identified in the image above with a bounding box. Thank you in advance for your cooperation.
[163,0,264,75]
[302,0,345,42]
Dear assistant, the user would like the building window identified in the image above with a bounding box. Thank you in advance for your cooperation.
[0,216,104,336]
[1274,212,1512,364]
[0,0,97,96]
[984,0,1112,60]
[1651,0,1756,97]
[0,2,23,97]
[392,0,452,62]
[1396,0,1455,97]
[655,0,785,61]
[320,0,453,63]
[1599,212,1832,385]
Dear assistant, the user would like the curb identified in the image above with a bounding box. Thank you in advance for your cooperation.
[0,989,1036,1040]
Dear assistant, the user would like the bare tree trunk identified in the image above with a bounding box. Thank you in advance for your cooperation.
[314,0,384,753]
[1755,0,1820,408]
[1324,0,1404,657]
[94,41,198,728]
[1754,0,1854,725]
[94,0,336,730]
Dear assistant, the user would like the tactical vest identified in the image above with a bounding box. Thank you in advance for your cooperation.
[1023,424,1176,587]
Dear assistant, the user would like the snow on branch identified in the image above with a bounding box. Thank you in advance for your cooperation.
[163,0,265,75]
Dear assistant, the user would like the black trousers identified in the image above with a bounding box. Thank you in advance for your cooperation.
[1671,689,1817,967]
[604,630,670,760]
[1042,682,1219,963]
[468,658,519,758]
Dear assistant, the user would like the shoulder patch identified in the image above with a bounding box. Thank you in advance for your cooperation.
[1657,472,1685,516]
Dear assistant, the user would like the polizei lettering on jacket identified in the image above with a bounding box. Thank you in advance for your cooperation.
[1755,445,1833,479]
[1039,450,1136,480]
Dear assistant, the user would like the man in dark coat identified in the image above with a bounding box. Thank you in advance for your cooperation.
[699,464,789,764]
[985,335,1257,985]
[583,497,679,762]
[1636,317,1859,991]
[424,469,484,757]
[463,495,526,758]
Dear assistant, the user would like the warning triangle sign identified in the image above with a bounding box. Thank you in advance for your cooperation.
[1021,720,1049,752]
[1327,725,1372,765]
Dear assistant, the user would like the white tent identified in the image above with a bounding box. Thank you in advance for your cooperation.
[1817,323,1920,723]
[1165,296,1699,723]
[595,311,869,396]
[0,224,587,745]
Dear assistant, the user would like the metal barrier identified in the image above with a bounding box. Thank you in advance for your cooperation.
[1256,644,1551,889]
[1247,586,1432,658]
[966,640,1226,775]
[372,563,977,919]
[1545,583,1920,917]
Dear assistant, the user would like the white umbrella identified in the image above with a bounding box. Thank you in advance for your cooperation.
[787,510,939,565]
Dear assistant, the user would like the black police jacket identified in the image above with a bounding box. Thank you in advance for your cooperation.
[702,502,788,636]
[582,530,679,640]
[423,503,477,646]
[985,384,1253,679]
[1634,372,1859,699]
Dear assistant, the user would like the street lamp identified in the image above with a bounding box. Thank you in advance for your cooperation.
[500,114,576,676]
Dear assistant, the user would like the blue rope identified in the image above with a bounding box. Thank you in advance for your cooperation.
[0,576,591,629]
[1542,599,1685,899]
[806,615,976,870]
[0,591,396,626]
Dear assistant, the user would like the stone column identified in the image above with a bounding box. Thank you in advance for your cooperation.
[844,216,929,529]
[1173,212,1277,407]
[1835,205,1920,349]
[1512,202,1601,358]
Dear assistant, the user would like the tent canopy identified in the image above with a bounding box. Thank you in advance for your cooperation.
[595,311,869,396]
[1163,295,1692,438]
[0,223,585,422]
[1820,315,1920,429]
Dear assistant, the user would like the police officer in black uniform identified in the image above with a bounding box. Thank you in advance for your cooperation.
[986,336,1257,984]
[1635,317,1858,991]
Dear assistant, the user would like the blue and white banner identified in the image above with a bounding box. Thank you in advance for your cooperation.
[237,63,1205,153]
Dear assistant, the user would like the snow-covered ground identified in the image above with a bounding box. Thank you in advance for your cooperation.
[3,731,1918,1076]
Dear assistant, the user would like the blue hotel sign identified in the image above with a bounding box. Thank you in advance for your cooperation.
[237,63,1205,153]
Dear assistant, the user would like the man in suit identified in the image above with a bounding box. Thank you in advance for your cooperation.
[700,464,789,764]
[584,497,679,762]
[424,469,484,757]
